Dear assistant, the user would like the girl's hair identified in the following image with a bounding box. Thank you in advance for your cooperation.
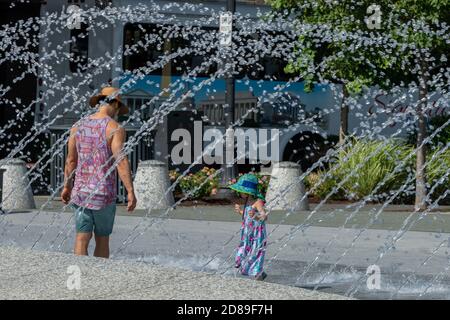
[242,193,263,206]
[243,194,250,208]
[241,194,250,221]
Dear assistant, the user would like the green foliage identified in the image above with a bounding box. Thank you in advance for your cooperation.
[306,171,344,200]
[268,0,450,205]
[267,0,449,92]
[169,167,220,200]
[407,115,450,147]
[397,146,450,202]
[306,137,450,203]
[168,170,183,195]
[268,0,398,94]
[256,172,271,196]
[426,147,450,198]
[333,138,412,200]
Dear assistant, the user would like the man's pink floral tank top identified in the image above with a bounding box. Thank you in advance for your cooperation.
[71,116,117,210]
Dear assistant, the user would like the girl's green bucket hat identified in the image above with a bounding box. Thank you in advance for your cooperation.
[228,173,265,201]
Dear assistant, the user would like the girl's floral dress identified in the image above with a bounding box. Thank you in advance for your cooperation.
[235,204,267,277]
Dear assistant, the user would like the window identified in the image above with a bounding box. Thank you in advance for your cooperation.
[123,23,218,77]
[119,95,153,124]
[236,31,290,81]
[122,24,291,81]
[69,22,89,73]
[95,0,111,9]
[123,23,163,75]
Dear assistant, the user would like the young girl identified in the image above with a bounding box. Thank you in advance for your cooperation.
[229,173,268,281]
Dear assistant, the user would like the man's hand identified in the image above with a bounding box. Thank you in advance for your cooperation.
[127,191,137,212]
[61,187,72,205]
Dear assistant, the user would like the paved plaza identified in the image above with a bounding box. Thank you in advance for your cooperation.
[0,245,348,300]
[1,199,450,299]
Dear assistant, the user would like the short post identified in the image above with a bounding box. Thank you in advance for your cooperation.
[0,168,5,213]
[0,159,36,211]
[265,161,309,211]
[134,160,174,210]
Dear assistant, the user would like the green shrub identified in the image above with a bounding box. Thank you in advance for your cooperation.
[169,167,220,200]
[307,137,412,201]
[336,138,412,200]
[306,136,450,204]
[414,147,450,203]
[306,171,344,200]
[256,172,271,196]
[393,146,450,204]
[169,170,183,195]
[407,115,450,148]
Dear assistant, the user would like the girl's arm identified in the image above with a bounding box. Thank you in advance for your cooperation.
[254,199,268,221]
[234,203,243,215]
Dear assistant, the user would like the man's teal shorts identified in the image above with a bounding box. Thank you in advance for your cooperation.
[71,203,116,236]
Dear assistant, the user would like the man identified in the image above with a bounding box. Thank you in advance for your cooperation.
[61,86,137,258]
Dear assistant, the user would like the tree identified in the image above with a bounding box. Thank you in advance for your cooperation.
[388,0,449,210]
[267,0,449,210]
[267,0,396,143]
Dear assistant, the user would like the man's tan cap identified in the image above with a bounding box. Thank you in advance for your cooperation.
[89,86,129,115]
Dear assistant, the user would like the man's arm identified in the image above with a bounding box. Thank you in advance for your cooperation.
[61,127,78,204]
[110,123,137,212]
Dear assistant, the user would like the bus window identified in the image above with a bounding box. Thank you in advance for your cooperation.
[186,26,218,77]
[170,36,190,76]
[237,31,290,81]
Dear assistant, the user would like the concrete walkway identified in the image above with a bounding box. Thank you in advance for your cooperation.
[2,209,450,299]
[0,246,349,300]
[2,197,450,299]
[32,196,450,233]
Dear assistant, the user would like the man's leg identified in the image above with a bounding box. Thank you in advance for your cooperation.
[73,204,94,256]
[94,235,110,258]
[74,232,92,256]
[92,204,116,259]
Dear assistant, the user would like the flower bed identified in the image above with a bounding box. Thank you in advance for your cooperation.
[169,167,220,200]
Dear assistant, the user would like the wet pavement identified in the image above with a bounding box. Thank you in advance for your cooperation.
[1,203,450,300]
